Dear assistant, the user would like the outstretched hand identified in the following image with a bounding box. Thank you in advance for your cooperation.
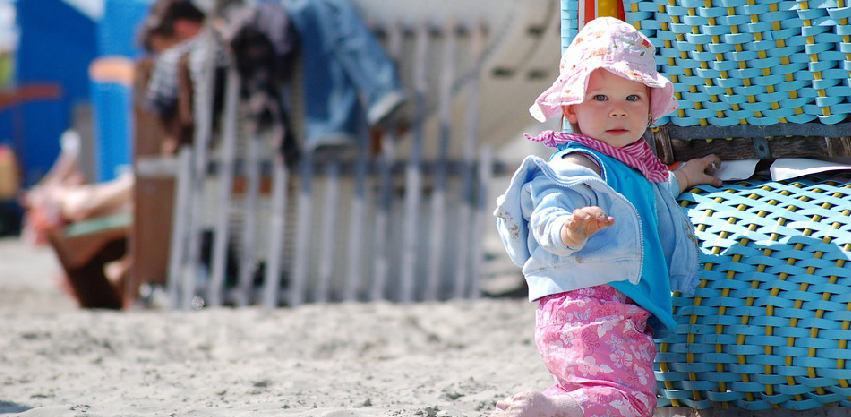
[560,206,615,247]
[674,154,722,193]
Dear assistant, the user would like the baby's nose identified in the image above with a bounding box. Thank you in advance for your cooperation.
[609,106,627,117]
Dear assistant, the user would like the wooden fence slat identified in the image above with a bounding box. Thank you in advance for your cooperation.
[400,22,430,303]
[425,21,457,301]
[371,143,393,301]
[454,23,484,299]
[370,21,404,302]
[470,145,493,299]
[182,35,218,310]
[263,155,289,309]
[167,147,193,309]
[316,154,340,304]
[208,68,240,307]
[345,122,369,302]
[290,150,314,307]
[235,131,262,307]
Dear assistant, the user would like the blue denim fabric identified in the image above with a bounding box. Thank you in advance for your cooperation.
[494,151,700,309]
[280,0,405,149]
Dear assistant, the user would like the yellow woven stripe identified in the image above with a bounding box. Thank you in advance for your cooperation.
[686,195,729,404]
[800,1,831,116]
[597,0,618,18]
[775,222,800,395]
[764,4,793,120]
[717,225,735,395]
[670,0,686,120]
[840,243,851,393]
[836,188,851,393]
[764,187,785,388]
[800,196,829,395]
[744,2,764,118]
[779,188,805,400]
[685,4,707,126]
[712,8,733,120]
[828,183,851,394]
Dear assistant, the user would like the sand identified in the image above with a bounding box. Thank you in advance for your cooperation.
[0,237,549,417]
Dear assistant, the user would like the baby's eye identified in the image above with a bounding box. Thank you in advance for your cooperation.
[592,94,607,101]
[626,94,642,101]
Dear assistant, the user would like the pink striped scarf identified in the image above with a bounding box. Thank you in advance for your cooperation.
[525,130,669,183]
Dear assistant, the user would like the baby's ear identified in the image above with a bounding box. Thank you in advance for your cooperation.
[562,105,579,124]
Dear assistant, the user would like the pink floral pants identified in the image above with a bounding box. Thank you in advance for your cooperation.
[535,285,658,417]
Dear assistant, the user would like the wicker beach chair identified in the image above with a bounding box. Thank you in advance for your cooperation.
[562,0,851,413]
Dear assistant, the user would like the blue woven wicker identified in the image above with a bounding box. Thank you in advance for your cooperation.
[622,0,851,127]
[657,171,851,410]
[557,1,851,409]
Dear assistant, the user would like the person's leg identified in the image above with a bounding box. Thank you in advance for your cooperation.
[320,0,405,125]
[283,0,360,149]
[492,286,657,417]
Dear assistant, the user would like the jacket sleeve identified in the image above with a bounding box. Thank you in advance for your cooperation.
[494,156,597,267]
[529,180,587,255]
[666,170,681,199]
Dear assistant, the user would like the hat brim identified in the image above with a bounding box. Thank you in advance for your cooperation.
[530,65,677,124]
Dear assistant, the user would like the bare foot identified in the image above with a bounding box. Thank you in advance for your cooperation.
[490,390,583,417]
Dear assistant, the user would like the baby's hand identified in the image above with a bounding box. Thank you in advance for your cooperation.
[560,206,615,247]
[674,154,723,192]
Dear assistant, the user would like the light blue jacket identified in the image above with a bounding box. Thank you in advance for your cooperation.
[494,153,701,302]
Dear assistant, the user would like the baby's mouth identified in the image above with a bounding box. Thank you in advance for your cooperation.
[606,128,629,134]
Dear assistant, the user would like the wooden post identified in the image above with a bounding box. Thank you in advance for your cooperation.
[167,146,193,309]
[470,144,492,299]
[235,130,262,307]
[208,68,240,307]
[370,21,403,302]
[345,110,370,302]
[181,34,218,310]
[426,20,457,301]
[317,153,340,304]
[290,150,314,307]
[400,22,430,303]
[455,22,484,299]
[263,153,289,309]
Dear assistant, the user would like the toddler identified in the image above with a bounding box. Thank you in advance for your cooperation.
[492,17,721,417]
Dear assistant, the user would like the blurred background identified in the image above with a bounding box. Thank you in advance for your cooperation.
[0,0,561,237]
[1,0,568,307]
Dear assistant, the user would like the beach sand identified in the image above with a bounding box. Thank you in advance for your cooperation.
[0,237,549,417]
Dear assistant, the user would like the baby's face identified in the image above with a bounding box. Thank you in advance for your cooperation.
[563,69,650,148]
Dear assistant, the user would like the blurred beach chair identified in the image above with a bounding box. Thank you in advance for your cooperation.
[560,0,851,414]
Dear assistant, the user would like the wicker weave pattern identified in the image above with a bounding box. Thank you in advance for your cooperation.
[657,172,851,410]
[623,0,851,127]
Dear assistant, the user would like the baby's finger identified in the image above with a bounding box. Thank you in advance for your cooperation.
[582,207,614,230]
[702,154,721,171]
[698,170,723,186]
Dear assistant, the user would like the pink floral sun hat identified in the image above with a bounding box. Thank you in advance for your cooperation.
[530,16,677,124]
